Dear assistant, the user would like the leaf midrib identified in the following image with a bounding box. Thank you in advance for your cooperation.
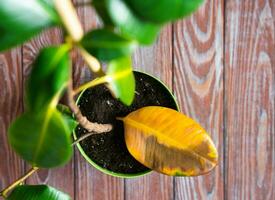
[123,117,216,164]
[107,68,132,82]
[31,46,70,164]
[32,108,54,164]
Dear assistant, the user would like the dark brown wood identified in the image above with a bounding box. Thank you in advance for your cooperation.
[173,0,224,199]
[225,1,275,199]
[73,2,124,200]
[0,48,25,196]
[22,28,75,197]
[125,26,174,200]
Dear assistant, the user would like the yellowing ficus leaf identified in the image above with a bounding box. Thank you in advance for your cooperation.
[121,106,218,176]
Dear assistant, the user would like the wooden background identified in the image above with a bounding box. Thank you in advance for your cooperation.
[0,0,274,199]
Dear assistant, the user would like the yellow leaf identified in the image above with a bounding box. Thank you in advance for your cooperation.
[121,106,218,176]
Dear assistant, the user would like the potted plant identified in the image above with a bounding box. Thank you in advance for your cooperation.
[73,70,180,178]
[0,0,218,199]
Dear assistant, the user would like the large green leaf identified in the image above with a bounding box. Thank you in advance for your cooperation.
[124,0,204,24]
[107,56,135,105]
[81,29,137,61]
[26,45,70,113]
[7,185,70,200]
[94,0,160,45]
[8,108,73,168]
[0,0,60,52]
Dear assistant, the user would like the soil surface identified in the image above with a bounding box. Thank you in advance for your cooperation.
[75,71,178,174]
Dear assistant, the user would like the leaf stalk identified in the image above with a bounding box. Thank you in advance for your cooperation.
[0,167,39,198]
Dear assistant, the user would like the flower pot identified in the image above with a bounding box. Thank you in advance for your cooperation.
[73,71,179,178]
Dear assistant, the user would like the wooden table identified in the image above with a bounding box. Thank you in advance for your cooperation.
[0,1,274,199]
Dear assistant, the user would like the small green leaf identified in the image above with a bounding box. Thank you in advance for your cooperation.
[124,0,204,24]
[107,56,135,105]
[62,115,78,133]
[81,29,137,61]
[0,0,60,52]
[56,104,72,116]
[26,45,70,113]
[7,185,70,200]
[8,109,73,168]
[57,104,78,132]
[95,0,160,44]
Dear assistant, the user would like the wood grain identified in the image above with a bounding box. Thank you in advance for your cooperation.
[0,48,25,196]
[125,25,174,200]
[22,28,75,197]
[225,0,275,199]
[173,0,224,199]
[73,1,125,199]
[1,0,275,199]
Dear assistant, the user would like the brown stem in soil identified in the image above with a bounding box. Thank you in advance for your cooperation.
[0,167,39,198]
[67,78,112,133]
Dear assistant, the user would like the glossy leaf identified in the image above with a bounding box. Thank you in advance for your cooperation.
[107,56,135,105]
[26,45,70,113]
[121,106,218,176]
[81,29,137,61]
[8,109,73,168]
[125,0,204,24]
[95,0,160,44]
[0,0,60,52]
[7,185,70,200]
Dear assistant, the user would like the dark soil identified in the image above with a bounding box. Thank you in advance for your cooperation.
[75,71,178,174]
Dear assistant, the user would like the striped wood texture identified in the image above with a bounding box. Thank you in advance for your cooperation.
[0,0,274,199]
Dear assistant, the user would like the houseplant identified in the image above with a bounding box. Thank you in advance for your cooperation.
[73,71,180,178]
[0,0,218,199]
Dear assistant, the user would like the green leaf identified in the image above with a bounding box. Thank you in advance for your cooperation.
[26,45,70,113]
[56,104,72,116]
[0,0,60,52]
[81,29,137,61]
[57,104,78,132]
[107,56,135,105]
[93,0,114,26]
[8,109,73,168]
[124,0,204,24]
[7,185,70,200]
[95,0,160,45]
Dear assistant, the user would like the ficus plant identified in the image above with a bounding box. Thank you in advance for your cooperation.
[0,0,218,199]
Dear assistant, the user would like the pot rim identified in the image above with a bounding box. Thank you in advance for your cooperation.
[73,70,180,178]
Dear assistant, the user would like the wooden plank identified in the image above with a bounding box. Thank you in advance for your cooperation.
[225,0,275,199]
[173,0,224,199]
[125,26,174,200]
[73,2,124,199]
[0,48,25,194]
[22,28,75,197]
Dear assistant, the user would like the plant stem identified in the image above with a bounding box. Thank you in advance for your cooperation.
[67,78,112,133]
[73,76,108,95]
[54,0,84,42]
[79,47,102,73]
[72,131,99,146]
[0,167,39,198]
[79,47,105,76]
